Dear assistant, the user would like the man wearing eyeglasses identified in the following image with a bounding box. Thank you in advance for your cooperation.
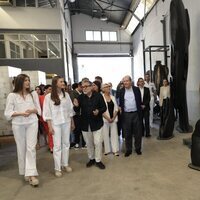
[73,80,107,169]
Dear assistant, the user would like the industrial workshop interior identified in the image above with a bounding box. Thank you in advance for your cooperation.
[0,0,200,200]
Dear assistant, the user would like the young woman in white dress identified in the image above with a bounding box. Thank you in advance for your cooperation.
[4,74,41,186]
[43,76,74,177]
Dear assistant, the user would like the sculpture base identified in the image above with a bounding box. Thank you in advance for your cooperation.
[188,163,200,171]
[157,135,174,140]
[176,125,193,133]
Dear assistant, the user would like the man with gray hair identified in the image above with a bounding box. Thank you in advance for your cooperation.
[119,75,143,156]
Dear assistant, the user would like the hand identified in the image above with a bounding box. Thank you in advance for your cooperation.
[93,109,99,116]
[22,112,30,117]
[141,105,145,109]
[109,118,114,123]
[71,122,75,131]
[48,125,55,135]
[73,98,79,107]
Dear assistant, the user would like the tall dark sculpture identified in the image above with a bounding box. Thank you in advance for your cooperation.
[170,0,192,133]
[188,120,200,171]
[153,60,169,96]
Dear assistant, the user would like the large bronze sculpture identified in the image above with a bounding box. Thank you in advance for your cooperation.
[153,61,169,96]
[170,0,192,133]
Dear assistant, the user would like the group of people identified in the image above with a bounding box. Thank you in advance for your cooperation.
[4,73,171,187]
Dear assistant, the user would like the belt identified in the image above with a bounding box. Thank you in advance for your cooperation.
[124,111,137,113]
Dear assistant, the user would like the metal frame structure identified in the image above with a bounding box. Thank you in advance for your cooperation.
[143,45,170,80]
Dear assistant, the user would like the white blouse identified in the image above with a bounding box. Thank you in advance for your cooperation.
[4,91,41,125]
[43,92,74,125]
[159,86,170,106]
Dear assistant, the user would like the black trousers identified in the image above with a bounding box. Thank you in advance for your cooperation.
[122,112,142,153]
[73,115,85,146]
[141,109,150,136]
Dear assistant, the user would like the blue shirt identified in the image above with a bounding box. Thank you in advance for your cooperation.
[124,88,137,112]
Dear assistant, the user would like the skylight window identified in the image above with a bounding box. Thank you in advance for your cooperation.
[125,0,157,34]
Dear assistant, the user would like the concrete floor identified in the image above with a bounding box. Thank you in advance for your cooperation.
[0,126,200,200]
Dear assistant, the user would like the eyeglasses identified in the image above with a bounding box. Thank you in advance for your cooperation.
[82,85,91,89]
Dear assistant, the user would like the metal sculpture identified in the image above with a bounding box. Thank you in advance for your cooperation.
[170,0,192,133]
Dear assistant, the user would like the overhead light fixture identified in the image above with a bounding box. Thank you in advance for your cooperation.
[100,11,108,21]
[69,0,75,3]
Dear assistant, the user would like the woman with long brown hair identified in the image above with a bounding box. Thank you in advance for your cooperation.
[4,74,41,186]
[43,76,74,177]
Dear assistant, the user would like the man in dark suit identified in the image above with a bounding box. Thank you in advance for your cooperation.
[119,75,143,157]
[138,78,151,137]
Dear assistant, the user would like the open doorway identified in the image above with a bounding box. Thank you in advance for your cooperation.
[77,56,132,89]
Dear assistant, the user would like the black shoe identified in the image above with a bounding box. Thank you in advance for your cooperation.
[86,159,95,168]
[95,161,106,170]
[124,151,132,157]
[135,149,142,155]
[146,134,151,138]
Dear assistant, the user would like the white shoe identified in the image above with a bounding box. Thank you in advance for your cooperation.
[62,166,72,173]
[55,170,62,177]
[29,177,39,186]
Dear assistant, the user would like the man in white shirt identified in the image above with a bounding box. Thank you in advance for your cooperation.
[144,74,156,127]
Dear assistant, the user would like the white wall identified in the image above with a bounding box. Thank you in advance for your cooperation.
[132,0,200,92]
[0,7,62,29]
[71,13,132,54]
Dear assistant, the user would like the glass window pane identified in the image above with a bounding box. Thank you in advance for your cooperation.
[47,34,60,41]
[126,16,139,34]
[35,41,47,58]
[20,34,33,41]
[93,31,101,41]
[11,51,17,58]
[134,2,145,19]
[110,32,117,41]
[0,41,6,58]
[20,41,34,58]
[26,0,36,7]
[0,35,4,40]
[102,31,109,41]
[6,34,19,41]
[48,41,60,58]
[16,0,25,7]
[86,31,93,41]
[10,42,15,51]
[34,34,46,41]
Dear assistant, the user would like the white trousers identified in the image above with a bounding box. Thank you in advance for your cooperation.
[12,122,38,176]
[52,122,71,171]
[102,122,119,154]
[82,127,103,162]
[150,97,154,126]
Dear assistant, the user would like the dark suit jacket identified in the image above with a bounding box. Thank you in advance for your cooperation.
[119,86,142,118]
[74,92,106,132]
[141,87,151,111]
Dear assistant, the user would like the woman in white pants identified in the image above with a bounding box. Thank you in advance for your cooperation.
[4,74,41,186]
[43,76,74,177]
[102,83,119,156]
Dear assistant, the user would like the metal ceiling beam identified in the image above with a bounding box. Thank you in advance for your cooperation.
[97,0,141,22]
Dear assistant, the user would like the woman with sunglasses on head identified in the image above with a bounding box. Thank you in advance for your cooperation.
[43,76,74,177]
[4,74,41,186]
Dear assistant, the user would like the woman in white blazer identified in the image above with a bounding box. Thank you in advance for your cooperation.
[43,76,74,177]
[102,83,119,156]
[4,74,41,186]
